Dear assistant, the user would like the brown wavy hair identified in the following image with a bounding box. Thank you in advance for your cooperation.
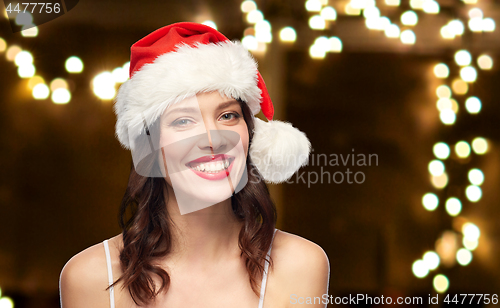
[110,99,277,305]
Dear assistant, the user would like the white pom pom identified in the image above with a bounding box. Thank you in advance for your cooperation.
[250,117,311,184]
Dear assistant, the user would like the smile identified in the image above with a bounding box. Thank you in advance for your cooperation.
[185,154,235,180]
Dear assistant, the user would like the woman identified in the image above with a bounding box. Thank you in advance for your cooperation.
[60,22,330,308]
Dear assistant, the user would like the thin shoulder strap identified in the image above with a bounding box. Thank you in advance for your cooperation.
[258,228,278,308]
[103,240,115,308]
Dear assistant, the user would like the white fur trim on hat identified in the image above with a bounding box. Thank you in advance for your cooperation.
[114,41,262,150]
[250,117,311,184]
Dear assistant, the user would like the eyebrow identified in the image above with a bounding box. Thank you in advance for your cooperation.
[164,100,240,117]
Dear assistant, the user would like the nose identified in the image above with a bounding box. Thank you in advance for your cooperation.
[197,120,226,153]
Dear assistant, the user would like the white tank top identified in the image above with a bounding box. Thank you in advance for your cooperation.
[103,228,277,308]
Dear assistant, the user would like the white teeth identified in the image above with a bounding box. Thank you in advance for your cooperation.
[190,159,232,173]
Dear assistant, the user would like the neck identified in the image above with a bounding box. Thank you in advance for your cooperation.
[164,183,243,264]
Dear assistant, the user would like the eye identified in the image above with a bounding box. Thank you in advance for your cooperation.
[219,112,241,122]
[171,118,195,127]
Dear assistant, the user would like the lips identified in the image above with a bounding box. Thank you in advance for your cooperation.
[185,154,235,180]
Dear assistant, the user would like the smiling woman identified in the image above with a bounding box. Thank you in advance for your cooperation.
[59,22,329,308]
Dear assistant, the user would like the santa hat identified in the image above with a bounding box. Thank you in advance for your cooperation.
[114,22,310,184]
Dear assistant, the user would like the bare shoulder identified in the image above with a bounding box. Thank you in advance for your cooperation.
[268,230,330,307]
[59,237,119,308]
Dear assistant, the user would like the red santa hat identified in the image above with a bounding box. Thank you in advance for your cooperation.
[114,22,310,184]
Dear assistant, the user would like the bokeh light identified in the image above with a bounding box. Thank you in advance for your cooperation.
[477,55,493,70]
[433,142,450,159]
[468,169,484,185]
[436,85,451,98]
[423,251,440,270]
[412,260,429,278]
[401,11,418,26]
[454,50,472,66]
[456,248,472,266]
[455,141,471,158]
[471,137,488,154]
[452,79,468,95]
[400,30,416,44]
[431,173,448,189]
[433,274,449,293]
[433,63,449,78]
[465,96,481,114]
[422,193,439,211]
[465,185,482,202]
[445,197,462,216]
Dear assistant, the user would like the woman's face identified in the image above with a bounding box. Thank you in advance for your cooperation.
[158,91,249,214]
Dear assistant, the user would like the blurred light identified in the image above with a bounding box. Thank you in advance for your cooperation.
[93,72,116,100]
[385,24,400,38]
[468,8,483,19]
[423,0,439,14]
[309,44,326,59]
[450,99,459,113]
[456,248,472,265]
[242,35,258,50]
[436,97,451,110]
[255,42,267,54]
[377,17,391,30]
[412,260,429,278]
[440,109,456,125]
[400,30,416,44]
[452,79,468,95]
[468,169,484,185]
[15,11,33,25]
[482,18,495,32]
[385,0,400,6]
[314,37,331,53]
[428,160,445,176]
[14,50,33,66]
[448,20,465,35]
[433,274,449,293]
[241,0,257,13]
[363,6,380,19]
[32,83,50,100]
[123,62,130,74]
[433,63,449,78]
[422,193,439,211]
[469,17,483,32]
[21,25,38,37]
[454,50,472,66]
[465,185,482,202]
[50,78,68,91]
[445,197,461,216]
[463,0,477,3]
[329,37,343,52]
[351,0,368,9]
[0,297,14,308]
[345,3,361,15]
[112,67,128,83]
[436,85,451,98]
[65,56,83,73]
[202,20,217,30]
[18,64,35,78]
[319,0,328,5]
[423,251,440,270]
[401,11,418,26]
[309,15,326,30]
[465,96,481,114]
[463,237,479,250]
[27,75,44,89]
[255,20,271,33]
[305,0,322,12]
[246,10,264,24]
[431,173,448,189]
[472,137,488,154]
[462,222,480,240]
[460,66,477,82]
[0,38,6,52]
[279,27,297,42]
[455,141,471,158]
[410,0,424,9]
[477,55,493,70]
[440,25,455,39]
[433,142,450,159]
[52,88,71,104]
[321,6,337,20]
[255,31,272,43]
[5,45,22,61]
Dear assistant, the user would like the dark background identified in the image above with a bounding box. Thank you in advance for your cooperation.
[0,0,499,307]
